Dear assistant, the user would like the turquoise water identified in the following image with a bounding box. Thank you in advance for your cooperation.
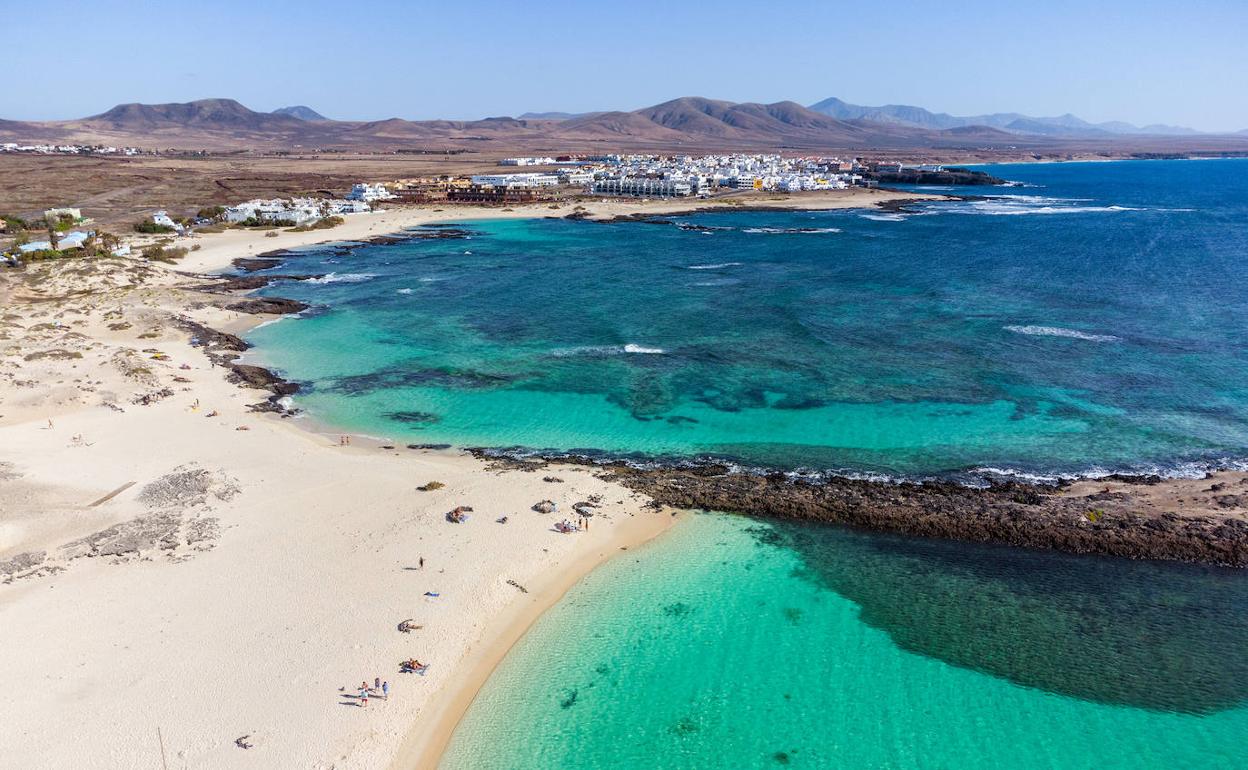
[240,161,1248,767]
[441,513,1248,769]
[247,159,1248,479]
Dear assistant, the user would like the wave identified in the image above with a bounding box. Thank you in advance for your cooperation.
[859,213,907,222]
[1005,325,1120,342]
[689,278,742,287]
[418,276,449,283]
[471,445,1248,490]
[743,227,841,234]
[550,343,667,357]
[473,444,1248,491]
[944,194,1145,217]
[396,288,414,295]
[971,457,1248,485]
[686,262,742,270]
[302,272,377,285]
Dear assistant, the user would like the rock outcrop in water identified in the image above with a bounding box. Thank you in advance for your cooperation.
[864,167,1006,185]
[597,464,1248,567]
[471,452,1248,567]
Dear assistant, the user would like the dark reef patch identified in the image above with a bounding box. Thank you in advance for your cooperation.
[757,518,1248,714]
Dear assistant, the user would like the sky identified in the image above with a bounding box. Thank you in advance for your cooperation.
[4,0,1247,131]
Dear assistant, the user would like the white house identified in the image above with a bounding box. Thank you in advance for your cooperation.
[346,183,396,202]
[152,210,180,230]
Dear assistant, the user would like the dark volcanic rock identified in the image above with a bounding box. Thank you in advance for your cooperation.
[203,274,316,292]
[225,297,309,315]
[449,454,1248,568]
[595,465,1248,567]
[228,364,299,396]
[866,168,1006,185]
[233,257,286,272]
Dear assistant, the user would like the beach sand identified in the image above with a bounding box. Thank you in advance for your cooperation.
[0,219,685,767]
[175,187,938,274]
[16,185,1226,769]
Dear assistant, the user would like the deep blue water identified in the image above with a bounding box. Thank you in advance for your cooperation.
[246,159,1248,479]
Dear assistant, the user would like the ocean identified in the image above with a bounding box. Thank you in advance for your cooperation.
[246,159,1248,482]
[241,159,1248,768]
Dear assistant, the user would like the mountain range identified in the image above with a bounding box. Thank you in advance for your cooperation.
[807,97,1202,137]
[1,97,1243,153]
[272,105,327,121]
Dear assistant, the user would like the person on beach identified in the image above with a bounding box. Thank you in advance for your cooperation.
[359,687,368,707]
[419,556,425,569]
[382,681,389,700]
[374,676,381,691]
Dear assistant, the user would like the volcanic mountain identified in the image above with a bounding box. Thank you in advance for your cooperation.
[0,96,1243,153]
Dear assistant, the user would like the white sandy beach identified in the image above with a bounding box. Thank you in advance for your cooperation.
[0,188,929,769]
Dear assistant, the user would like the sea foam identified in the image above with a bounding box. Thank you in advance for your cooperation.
[743,227,841,234]
[550,343,666,357]
[1005,325,1120,342]
[303,272,377,284]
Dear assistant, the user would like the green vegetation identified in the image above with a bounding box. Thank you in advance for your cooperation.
[231,217,279,229]
[140,244,189,263]
[288,215,344,232]
[49,213,77,232]
[2,215,30,232]
[134,221,177,234]
[197,205,226,220]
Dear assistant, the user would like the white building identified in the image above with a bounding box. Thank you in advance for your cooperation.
[591,178,693,197]
[346,183,396,202]
[499,157,556,166]
[558,170,595,185]
[152,210,180,230]
[470,173,560,188]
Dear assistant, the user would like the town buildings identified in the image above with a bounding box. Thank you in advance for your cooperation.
[346,183,397,202]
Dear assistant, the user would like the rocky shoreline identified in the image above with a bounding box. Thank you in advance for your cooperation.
[473,452,1248,567]
[194,220,1248,569]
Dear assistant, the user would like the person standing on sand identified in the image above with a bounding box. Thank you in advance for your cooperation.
[382,681,389,700]
[374,676,381,692]
[359,687,368,707]
[419,556,425,569]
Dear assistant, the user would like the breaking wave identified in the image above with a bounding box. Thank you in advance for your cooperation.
[743,227,841,234]
[687,262,743,270]
[550,343,667,357]
[1005,325,1120,342]
[302,272,377,285]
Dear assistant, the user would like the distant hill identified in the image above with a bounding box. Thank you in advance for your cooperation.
[272,105,327,121]
[88,98,305,131]
[2,96,1244,154]
[808,96,1202,137]
[518,111,590,121]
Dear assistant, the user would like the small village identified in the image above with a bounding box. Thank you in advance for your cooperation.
[0,152,949,266]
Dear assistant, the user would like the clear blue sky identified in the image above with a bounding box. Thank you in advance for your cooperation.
[5,0,1247,131]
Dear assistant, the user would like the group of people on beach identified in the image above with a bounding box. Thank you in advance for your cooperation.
[554,517,591,534]
[355,677,389,707]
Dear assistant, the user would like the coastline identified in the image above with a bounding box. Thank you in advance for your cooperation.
[390,509,678,770]
[4,184,1246,768]
[0,236,677,768]
[173,187,944,274]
